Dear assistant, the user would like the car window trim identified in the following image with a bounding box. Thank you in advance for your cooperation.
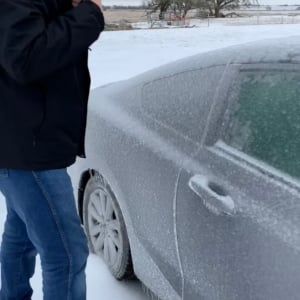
[211,140,300,193]
[202,63,240,146]
[204,63,300,190]
[207,63,300,145]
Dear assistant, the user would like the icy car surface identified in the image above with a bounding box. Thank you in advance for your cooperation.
[72,36,300,300]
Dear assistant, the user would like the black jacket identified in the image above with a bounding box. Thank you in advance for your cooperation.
[0,0,104,170]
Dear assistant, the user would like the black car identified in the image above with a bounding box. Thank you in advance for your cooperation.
[70,36,300,300]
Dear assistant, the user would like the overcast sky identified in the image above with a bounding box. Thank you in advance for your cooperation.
[104,0,300,6]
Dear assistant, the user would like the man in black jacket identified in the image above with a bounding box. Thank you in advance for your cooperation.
[0,0,105,298]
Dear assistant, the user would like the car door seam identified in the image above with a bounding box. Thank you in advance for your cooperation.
[173,170,185,300]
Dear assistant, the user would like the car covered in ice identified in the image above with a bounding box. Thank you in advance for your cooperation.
[71,36,300,300]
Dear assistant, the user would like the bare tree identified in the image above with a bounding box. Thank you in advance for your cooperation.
[195,0,258,17]
[146,0,171,19]
[147,0,197,19]
[171,0,195,18]
[147,0,258,19]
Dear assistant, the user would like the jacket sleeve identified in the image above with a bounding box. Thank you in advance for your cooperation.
[0,0,105,84]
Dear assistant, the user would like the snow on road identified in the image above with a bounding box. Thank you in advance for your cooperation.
[0,22,300,299]
[27,254,146,300]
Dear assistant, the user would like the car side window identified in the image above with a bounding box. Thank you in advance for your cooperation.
[223,68,300,179]
[142,66,224,142]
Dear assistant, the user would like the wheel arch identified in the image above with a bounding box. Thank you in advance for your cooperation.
[78,169,95,224]
[78,168,134,238]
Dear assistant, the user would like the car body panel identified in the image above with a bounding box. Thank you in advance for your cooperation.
[72,83,184,299]
[70,36,300,300]
[176,62,300,300]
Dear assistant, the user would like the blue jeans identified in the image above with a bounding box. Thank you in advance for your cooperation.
[0,168,89,300]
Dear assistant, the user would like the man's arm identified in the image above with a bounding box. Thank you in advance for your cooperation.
[73,0,103,11]
[0,0,105,85]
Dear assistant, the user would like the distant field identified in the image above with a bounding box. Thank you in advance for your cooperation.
[104,8,147,23]
[103,8,300,30]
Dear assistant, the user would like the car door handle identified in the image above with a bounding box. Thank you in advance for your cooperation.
[188,174,236,216]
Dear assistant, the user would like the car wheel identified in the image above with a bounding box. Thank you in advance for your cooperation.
[83,173,134,280]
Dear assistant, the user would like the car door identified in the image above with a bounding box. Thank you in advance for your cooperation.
[176,63,300,300]
[125,65,225,298]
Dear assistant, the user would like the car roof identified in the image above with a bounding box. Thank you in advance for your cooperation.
[133,35,300,80]
[97,36,300,94]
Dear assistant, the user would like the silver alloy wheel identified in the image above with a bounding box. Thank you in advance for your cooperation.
[87,187,123,267]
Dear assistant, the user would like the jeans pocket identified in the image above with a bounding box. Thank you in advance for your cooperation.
[0,169,8,179]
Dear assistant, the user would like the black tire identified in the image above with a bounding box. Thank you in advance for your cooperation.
[83,172,134,280]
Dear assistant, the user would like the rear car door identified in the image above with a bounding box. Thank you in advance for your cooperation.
[176,63,300,300]
[127,67,223,297]
[132,66,225,298]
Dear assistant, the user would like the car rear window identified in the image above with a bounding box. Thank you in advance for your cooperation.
[223,69,300,179]
[142,66,224,142]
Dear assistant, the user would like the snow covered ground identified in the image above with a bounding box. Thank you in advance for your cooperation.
[0,22,300,299]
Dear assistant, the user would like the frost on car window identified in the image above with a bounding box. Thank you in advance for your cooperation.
[223,69,300,179]
[142,66,224,142]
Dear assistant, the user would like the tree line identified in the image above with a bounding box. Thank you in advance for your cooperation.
[145,0,258,18]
